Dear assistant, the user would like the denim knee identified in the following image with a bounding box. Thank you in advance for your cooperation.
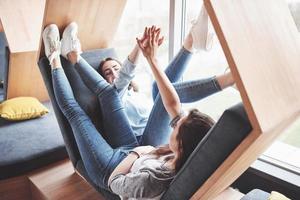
[61,101,86,122]
[96,84,117,99]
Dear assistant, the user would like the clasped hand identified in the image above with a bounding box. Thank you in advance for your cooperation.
[136,25,164,60]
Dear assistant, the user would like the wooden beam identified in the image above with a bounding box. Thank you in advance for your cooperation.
[205,0,300,133]
[6,51,49,101]
[0,0,46,53]
[0,0,49,101]
[190,0,300,199]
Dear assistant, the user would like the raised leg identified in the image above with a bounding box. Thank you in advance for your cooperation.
[61,22,138,149]
[140,77,222,146]
[52,67,125,188]
[74,58,139,148]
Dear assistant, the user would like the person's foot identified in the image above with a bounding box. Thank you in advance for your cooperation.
[190,5,215,51]
[61,22,82,60]
[42,24,61,64]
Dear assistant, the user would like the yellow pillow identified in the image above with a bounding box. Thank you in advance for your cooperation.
[0,97,49,121]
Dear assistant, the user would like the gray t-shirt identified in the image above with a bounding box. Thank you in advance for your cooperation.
[109,154,175,200]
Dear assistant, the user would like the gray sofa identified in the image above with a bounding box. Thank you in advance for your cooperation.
[38,48,253,200]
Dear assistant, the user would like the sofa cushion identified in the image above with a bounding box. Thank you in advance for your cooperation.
[0,97,49,121]
[0,101,68,179]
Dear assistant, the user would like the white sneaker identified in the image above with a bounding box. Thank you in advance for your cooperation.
[190,5,215,51]
[61,22,82,59]
[42,24,61,64]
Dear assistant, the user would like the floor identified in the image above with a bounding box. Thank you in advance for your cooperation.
[0,159,104,200]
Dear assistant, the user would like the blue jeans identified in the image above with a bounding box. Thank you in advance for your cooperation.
[140,47,221,145]
[53,68,137,189]
[52,48,221,189]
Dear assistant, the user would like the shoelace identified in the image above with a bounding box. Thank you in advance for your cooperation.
[70,36,80,51]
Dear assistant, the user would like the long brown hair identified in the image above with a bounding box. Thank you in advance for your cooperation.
[98,57,139,92]
[152,109,215,172]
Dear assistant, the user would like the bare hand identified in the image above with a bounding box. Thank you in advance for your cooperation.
[136,25,164,60]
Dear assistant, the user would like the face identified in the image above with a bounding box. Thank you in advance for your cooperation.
[169,116,187,155]
[101,60,121,84]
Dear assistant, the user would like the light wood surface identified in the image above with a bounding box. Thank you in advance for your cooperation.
[40,0,127,57]
[0,0,46,53]
[0,160,104,200]
[190,0,300,199]
[205,0,300,133]
[0,0,48,100]
[6,51,49,101]
[29,160,104,200]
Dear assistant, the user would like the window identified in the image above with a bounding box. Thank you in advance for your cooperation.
[262,119,300,173]
[259,0,300,172]
[112,0,170,99]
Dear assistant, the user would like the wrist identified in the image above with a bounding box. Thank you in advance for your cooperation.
[146,57,158,65]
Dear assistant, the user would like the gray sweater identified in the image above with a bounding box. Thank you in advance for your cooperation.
[109,154,175,200]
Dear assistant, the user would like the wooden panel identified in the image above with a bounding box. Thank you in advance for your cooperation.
[29,160,104,200]
[40,0,127,56]
[190,0,300,199]
[30,182,47,200]
[0,176,31,200]
[0,0,46,53]
[205,0,300,133]
[6,52,49,101]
